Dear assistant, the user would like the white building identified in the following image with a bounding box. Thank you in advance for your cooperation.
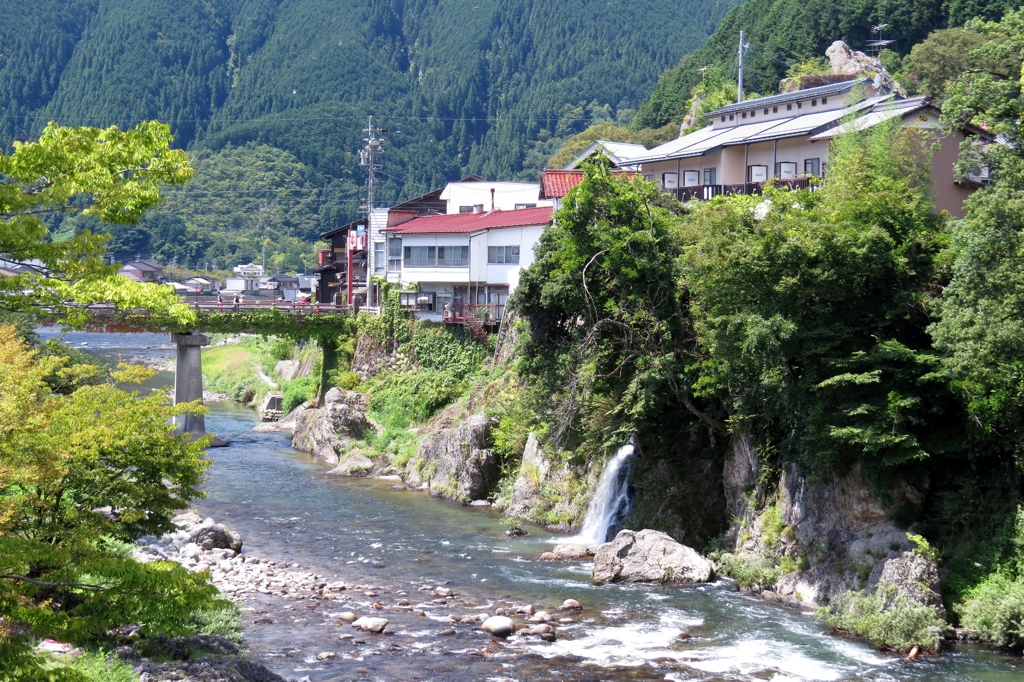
[382,206,553,324]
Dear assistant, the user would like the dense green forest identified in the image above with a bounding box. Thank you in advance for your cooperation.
[0,0,737,268]
[632,0,1018,129]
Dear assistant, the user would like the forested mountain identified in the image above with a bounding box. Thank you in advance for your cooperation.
[0,0,736,269]
[632,0,1017,130]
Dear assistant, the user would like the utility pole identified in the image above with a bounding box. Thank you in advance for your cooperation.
[737,30,746,103]
[359,116,385,307]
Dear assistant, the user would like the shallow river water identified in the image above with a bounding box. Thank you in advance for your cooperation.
[45,329,1024,681]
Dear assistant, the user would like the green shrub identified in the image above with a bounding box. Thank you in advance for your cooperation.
[410,325,485,380]
[282,376,316,413]
[47,651,138,682]
[957,574,1024,649]
[817,590,946,652]
[717,552,780,589]
[331,370,361,390]
[363,369,465,426]
[184,601,244,646]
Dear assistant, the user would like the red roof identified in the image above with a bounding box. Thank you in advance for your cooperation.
[384,206,553,234]
[540,168,639,199]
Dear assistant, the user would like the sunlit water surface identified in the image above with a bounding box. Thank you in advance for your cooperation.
[49,329,1024,681]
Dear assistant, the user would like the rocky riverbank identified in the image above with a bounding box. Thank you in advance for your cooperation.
[131,510,609,680]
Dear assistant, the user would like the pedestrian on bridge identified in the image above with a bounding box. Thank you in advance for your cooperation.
[217,290,223,310]
[232,293,239,312]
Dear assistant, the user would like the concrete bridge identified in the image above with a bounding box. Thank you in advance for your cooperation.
[76,301,354,446]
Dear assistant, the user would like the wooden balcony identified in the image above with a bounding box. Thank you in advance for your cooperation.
[673,177,816,202]
[442,302,504,327]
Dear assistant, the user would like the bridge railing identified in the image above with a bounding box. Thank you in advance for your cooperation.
[73,300,354,317]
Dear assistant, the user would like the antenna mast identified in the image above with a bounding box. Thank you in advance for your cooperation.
[737,30,747,103]
[867,24,894,58]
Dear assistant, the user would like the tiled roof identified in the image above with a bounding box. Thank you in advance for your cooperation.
[385,206,553,234]
[540,169,638,198]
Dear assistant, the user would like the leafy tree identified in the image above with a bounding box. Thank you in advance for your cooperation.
[0,122,196,327]
[679,122,949,476]
[905,27,992,98]
[931,8,1024,457]
[0,325,218,674]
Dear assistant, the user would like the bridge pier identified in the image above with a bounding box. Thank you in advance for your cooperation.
[171,332,227,447]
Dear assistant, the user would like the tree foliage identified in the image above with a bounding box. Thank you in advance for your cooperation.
[0,122,196,327]
[0,325,220,673]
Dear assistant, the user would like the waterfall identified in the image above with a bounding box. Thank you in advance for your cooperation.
[564,443,636,547]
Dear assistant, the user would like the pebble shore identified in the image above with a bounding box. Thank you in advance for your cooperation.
[132,510,588,680]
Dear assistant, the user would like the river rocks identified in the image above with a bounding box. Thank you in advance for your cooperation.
[291,390,372,464]
[351,616,389,633]
[539,543,592,561]
[133,657,286,682]
[874,551,945,617]
[560,599,582,610]
[592,529,714,586]
[411,413,499,503]
[526,610,552,623]
[189,518,243,552]
[328,453,374,477]
[481,616,515,638]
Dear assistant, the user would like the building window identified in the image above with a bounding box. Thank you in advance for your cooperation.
[773,106,778,113]
[703,167,717,185]
[804,158,821,176]
[514,203,536,209]
[683,170,700,187]
[729,114,734,121]
[644,174,655,182]
[821,97,828,104]
[811,99,817,106]
[748,165,768,183]
[488,245,520,265]
[797,102,802,109]
[721,116,726,122]
[388,238,402,271]
[742,112,747,119]
[459,204,483,213]
[439,245,468,266]
[399,291,435,312]
[403,245,468,267]
[763,108,769,115]
[373,241,385,274]
[662,172,679,189]
[775,161,798,179]
[787,104,792,111]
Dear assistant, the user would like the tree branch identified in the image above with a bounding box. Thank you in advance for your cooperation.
[0,574,107,592]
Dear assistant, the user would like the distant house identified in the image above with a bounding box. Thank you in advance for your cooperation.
[317,178,554,311]
[540,168,640,209]
[182,276,216,293]
[629,78,989,218]
[564,140,649,171]
[382,206,553,324]
[118,260,165,283]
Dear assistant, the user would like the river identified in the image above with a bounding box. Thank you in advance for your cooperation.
[42,328,1024,681]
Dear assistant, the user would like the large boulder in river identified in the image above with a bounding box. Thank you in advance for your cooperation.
[592,529,714,585]
[291,390,372,464]
[189,518,242,552]
[412,413,499,503]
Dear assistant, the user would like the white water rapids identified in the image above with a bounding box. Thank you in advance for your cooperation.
[564,442,636,547]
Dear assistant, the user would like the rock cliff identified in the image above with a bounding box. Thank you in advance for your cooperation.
[404,413,499,502]
[291,388,373,464]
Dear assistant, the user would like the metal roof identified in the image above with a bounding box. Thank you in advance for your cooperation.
[809,97,933,140]
[708,78,873,117]
[384,206,553,235]
[566,140,649,169]
[633,96,894,164]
